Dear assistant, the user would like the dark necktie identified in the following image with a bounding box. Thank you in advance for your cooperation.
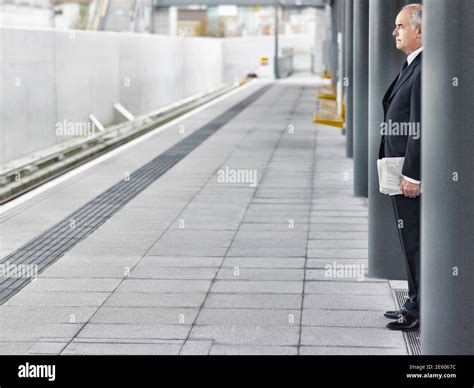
[398,60,409,81]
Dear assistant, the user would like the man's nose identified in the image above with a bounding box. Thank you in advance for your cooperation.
[393,28,398,37]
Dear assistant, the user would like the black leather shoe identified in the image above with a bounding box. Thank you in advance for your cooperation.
[386,315,420,331]
[384,309,406,319]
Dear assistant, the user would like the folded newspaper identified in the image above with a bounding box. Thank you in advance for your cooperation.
[377,157,405,196]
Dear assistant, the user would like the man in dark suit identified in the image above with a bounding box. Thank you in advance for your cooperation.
[379,4,423,331]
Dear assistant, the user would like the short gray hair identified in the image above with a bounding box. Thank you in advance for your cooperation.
[403,3,422,30]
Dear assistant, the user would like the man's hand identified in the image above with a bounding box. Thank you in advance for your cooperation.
[400,179,421,198]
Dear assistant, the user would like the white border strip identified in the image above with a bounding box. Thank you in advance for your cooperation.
[0,79,260,215]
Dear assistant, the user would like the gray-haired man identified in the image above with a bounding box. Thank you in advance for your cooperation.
[379,4,423,331]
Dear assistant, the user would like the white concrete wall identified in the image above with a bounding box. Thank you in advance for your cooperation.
[222,36,276,81]
[313,7,328,74]
[0,27,223,164]
[0,27,314,164]
[221,34,315,81]
[1,28,58,165]
[280,34,315,72]
[0,4,51,29]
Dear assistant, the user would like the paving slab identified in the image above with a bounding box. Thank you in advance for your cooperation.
[62,341,183,355]
[300,326,405,348]
[210,345,297,355]
[189,325,300,346]
[0,81,407,355]
[180,340,213,355]
[302,309,394,328]
[203,293,302,309]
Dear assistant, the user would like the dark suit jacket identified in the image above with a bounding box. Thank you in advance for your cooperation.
[379,53,422,181]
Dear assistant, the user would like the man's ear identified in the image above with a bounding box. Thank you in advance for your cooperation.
[417,25,422,36]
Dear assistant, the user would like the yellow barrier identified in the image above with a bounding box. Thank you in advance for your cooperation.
[320,85,337,93]
[317,92,337,101]
[322,70,334,80]
[319,100,338,112]
[316,85,337,100]
[314,112,345,128]
[313,86,347,129]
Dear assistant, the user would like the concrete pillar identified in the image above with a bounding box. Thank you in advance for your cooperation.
[421,0,474,355]
[323,3,333,72]
[314,7,327,74]
[368,0,407,279]
[329,0,340,84]
[353,0,369,197]
[152,6,177,35]
[274,2,280,79]
[335,0,344,115]
[344,0,354,158]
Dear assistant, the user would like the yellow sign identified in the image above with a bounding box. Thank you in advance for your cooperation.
[260,57,269,66]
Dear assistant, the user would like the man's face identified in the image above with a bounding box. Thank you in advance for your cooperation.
[392,9,422,55]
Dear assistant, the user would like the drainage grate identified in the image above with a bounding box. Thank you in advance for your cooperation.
[0,84,273,305]
[393,289,422,355]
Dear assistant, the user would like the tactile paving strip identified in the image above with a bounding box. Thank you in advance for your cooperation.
[394,289,422,355]
[0,84,273,305]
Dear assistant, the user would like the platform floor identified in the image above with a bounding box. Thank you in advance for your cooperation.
[0,80,408,355]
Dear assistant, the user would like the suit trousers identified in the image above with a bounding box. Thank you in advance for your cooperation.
[390,195,421,319]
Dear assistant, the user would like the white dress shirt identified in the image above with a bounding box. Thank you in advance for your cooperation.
[402,47,423,185]
[407,46,423,66]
